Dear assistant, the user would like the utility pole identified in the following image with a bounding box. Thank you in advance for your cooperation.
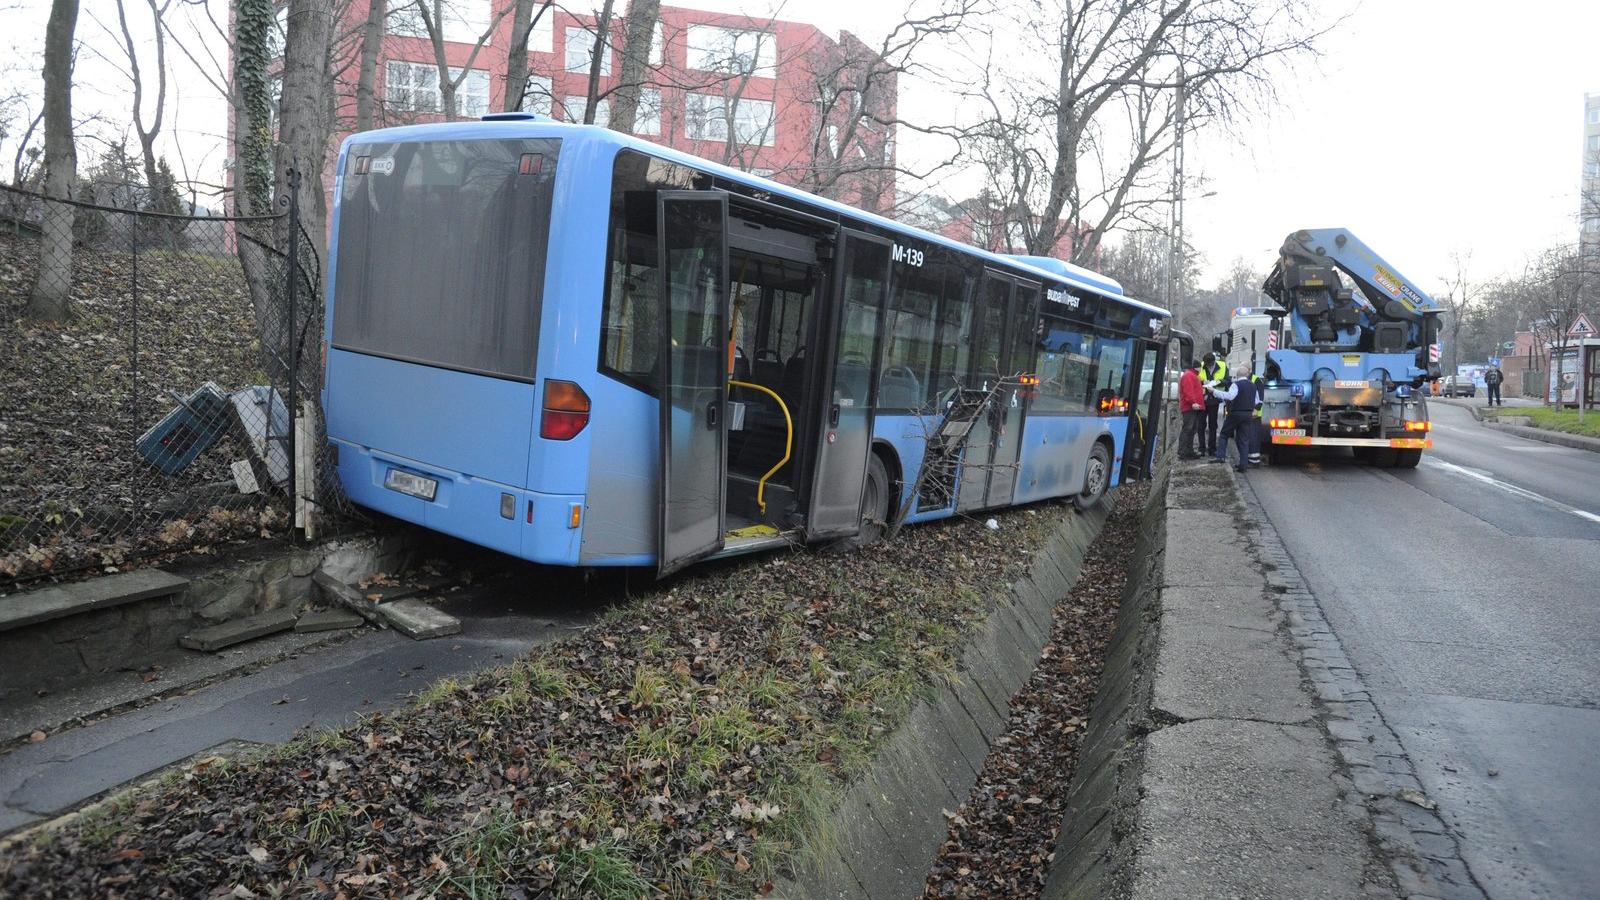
[1165,62,1186,321]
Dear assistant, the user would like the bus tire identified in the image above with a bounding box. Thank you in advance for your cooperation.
[1074,442,1112,511]
[849,453,892,548]
[1394,448,1422,469]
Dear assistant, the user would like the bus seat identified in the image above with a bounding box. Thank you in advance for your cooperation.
[878,367,922,409]
[752,350,784,391]
[834,361,871,405]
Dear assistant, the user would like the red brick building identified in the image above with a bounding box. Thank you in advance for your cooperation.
[273,1,898,212]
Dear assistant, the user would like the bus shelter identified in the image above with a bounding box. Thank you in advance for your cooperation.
[1547,337,1600,408]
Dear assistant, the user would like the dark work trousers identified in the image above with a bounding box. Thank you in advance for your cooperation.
[1180,409,1201,457]
[1487,383,1502,405]
[1216,415,1254,468]
[1202,399,1221,453]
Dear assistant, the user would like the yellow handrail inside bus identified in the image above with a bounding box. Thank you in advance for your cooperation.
[727,379,792,515]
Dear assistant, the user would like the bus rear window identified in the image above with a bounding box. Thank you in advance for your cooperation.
[332,138,560,382]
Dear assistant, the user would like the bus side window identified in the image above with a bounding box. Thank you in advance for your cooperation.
[599,150,703,393]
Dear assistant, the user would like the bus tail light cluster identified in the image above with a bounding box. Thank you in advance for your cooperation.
[540,380,590,440]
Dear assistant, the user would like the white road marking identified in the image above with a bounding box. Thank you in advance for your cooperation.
[1423,458,1600,527]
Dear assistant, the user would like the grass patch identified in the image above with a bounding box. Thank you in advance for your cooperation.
[1482,405,1600,438]
[1,502,1074,897]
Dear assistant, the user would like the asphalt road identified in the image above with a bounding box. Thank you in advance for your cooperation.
[1248,403,1600,899]
[0,566,610,837]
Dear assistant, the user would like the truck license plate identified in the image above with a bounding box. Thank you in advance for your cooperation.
[384,468,438,501]
[1272,428,1306,437]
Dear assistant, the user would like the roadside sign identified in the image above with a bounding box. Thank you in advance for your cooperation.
[1571,313,1596,337]
[1502,341,1516,351]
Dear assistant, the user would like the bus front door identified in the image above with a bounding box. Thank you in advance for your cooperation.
[656,192,731,577]
[957,274,1011,513]
[805,229,890,540]
[985,279,1040,507]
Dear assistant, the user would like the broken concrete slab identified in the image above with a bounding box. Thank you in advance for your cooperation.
[377,598,461,640]
[0,570,189,633]
[293,608,365,634]
[312,571,384,627]
[178,608,297,652]
[1133,719,1372,900]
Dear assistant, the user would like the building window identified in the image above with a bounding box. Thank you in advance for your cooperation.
[1590,134,1600,152]
[1590,107,1600,125]
[565,26,612,75]
[528,10,553,52]
[561,95,610,127]
[686,24,775,76]
[685,93,774,146]
[1586,161,1600,179]
[634,89,662,136]
[385,61,489,118]
[649,23,664,65]
[389,0,492,45]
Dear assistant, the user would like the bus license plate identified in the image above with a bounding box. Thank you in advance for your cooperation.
[385,468,438,501]
[1272,428,1306,437]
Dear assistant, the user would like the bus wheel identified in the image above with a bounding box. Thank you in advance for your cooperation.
[1394,449,1422,469]
[1074,443,1111,511]
[849,453,891,548]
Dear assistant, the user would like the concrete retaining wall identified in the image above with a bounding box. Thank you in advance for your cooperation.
[0,534,409,702]
[776,499,1112,900]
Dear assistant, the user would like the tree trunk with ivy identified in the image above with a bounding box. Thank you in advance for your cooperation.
[27,0,80,322]
[354,0,386,131]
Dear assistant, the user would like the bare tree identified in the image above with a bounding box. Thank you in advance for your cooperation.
[1437,250,1476,376]
[404,0,515,121]
[276,0,335,259]
[784,1,977,210]
[27,0,81,321]
[608,0,658,132]
[503,0,554,113]
[109,0,172,200]
[581,0,617,124]
[963,0,1326,264]
[353,0,386,130]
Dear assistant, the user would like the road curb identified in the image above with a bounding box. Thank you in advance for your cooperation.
[1232,470,1490,900]
[1479,420,1600,453]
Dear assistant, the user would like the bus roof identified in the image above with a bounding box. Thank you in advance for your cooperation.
[338,119,1172,320]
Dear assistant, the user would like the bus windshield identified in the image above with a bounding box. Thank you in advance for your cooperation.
[331,137,560,382]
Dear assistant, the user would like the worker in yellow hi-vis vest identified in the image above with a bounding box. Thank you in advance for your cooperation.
[1197,353,1229,455]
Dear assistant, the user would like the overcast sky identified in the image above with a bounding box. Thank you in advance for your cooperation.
[3,0,1597,298]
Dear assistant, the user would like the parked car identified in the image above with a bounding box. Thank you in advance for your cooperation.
[1441,375,1477,398]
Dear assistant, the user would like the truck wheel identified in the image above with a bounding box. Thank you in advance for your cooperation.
[1074,442,1111,511]
[1394,449,1422,469]
[1352,447,1372,464]
[1371,447,1398,467]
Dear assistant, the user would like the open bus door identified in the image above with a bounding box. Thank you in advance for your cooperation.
[656,192,730,577]
[804,229,891,540]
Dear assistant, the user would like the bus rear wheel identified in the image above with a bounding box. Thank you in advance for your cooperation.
[1074,442,1111,511]
[848,453,891,548]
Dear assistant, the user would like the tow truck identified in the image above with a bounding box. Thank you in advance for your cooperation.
[1213,229,1443,468]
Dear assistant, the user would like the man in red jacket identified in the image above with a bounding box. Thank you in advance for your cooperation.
[1178,359,1205,460]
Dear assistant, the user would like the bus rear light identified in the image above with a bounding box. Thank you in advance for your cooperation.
[540,379,590,440]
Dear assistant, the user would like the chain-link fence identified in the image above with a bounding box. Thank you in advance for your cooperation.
[0,180,352,587]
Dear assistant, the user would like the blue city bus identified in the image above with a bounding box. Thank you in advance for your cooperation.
[323,115,1173,576]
